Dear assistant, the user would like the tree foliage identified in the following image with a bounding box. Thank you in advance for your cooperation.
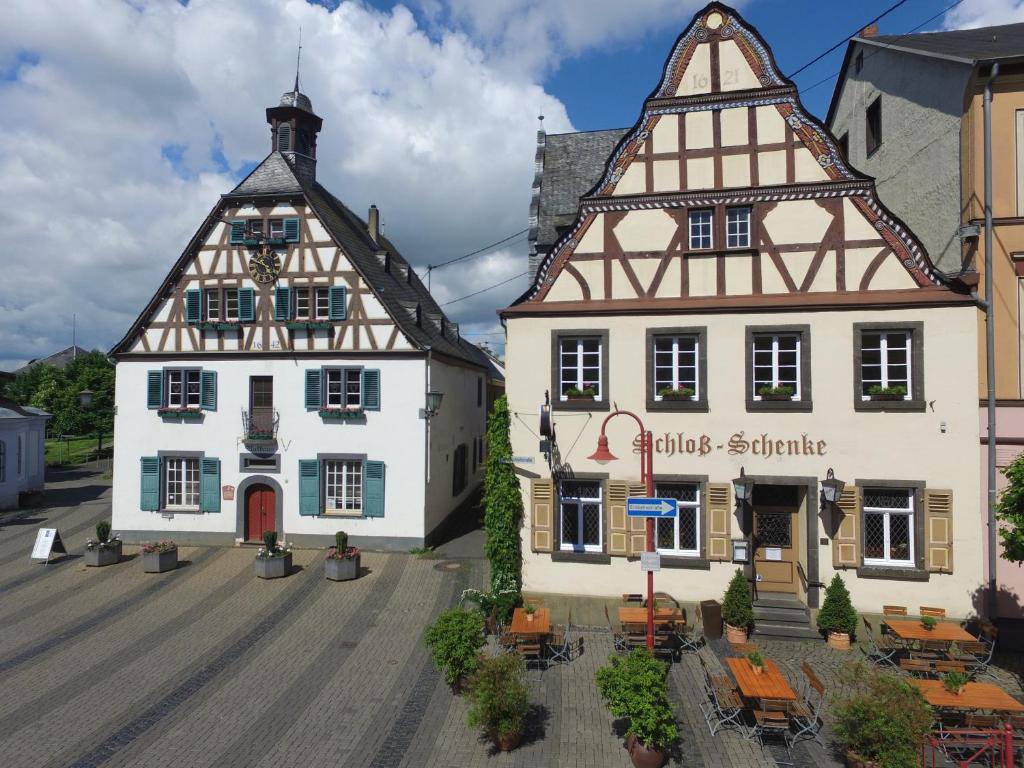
[816,573,858,637]
[466,652,530,739]
[483,395,523,619]
[997,453,1024,564]
[3,350,114,437]
[595,649,678,751]
[423,607,486,686]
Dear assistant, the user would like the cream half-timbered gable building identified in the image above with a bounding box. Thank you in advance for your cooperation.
[504,3,983,622]
[111,85,494,549]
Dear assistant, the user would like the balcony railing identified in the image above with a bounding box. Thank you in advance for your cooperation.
[242,408,279,442]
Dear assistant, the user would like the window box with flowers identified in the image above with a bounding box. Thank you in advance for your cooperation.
[141,541,178,573]
[324,531,361,581]
[85,521,122,567]
[254,531,292,579]
[658,386,695,401]
[867,385,907,402]
[318,407,365,420]
[564,386,597,402]
[757,385,794,402]
[157,407,204,420]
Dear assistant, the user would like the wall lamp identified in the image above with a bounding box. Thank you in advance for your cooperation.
[419,390,444,420]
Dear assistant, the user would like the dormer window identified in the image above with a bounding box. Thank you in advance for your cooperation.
[277,123,292,153]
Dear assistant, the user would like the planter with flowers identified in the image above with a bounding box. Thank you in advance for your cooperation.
[85,521,122,567]
[523,604,538,623]
[748,649,765,675]
[564,386,597,402]
[255,531,292,579]
[325,531,361,581]
[658,386,695,401]
[942,670,970,697]
[867,384,907,402]
[318,407,365,421]
[920,615,938,632]
[758,385,794,402]
[142,540,178,573]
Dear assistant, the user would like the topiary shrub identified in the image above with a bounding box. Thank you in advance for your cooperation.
[466,652,530,749]
[424,607,486,688]
[817,573,858,638]
[595,649,678,752]
[722,569,753,630]
[833,662,933,768]
[96,520,111,543]
[263,530,277,553]
[335,530,348,552]
[483,396,524,623]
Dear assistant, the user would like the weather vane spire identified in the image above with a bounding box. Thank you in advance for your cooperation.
[294,26,302,93]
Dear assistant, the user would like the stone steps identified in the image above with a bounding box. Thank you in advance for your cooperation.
[752,594,819,640]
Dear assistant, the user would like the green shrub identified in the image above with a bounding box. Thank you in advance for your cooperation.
[595,649,678,751]
[921,615,937,631]
[263,530,277,553]
[335,531,348,552]
[424,607,486,686]
[832,662,932,768]
[96,520,111,544]
[817,573,858,638]
[747,650,764,668]
[483,396,524,622]
[722,569,753,630]
[466,653,530,741]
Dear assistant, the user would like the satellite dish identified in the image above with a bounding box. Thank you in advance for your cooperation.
[539,403,552,437]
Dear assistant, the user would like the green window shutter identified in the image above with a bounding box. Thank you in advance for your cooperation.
[360,369,380,411]
[200,457,221,513]
[185,289,201,323]
[140,456,160,511]
[229,220,245,245]
[284,218,300,243]
[299,459,320,516]
[363,461,385,517]
[147,370,163,409]
[329,286,347,320]
[274,286,291,321]
[305,369,322,410]
[238,288,255,322]
[200,370,217,411]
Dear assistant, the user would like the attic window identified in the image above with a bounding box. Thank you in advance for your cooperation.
[277,123,292,153]
[865,96,882,157]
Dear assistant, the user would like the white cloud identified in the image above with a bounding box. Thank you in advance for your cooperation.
[944,0,1024,29]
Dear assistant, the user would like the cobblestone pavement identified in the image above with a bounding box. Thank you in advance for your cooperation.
[2,471,1023,767]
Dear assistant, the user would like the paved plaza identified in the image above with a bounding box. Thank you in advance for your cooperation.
[1,470,1022,768]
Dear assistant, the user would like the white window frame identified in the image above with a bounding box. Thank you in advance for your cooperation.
[860,330,911,400]
[205,289,220,321]
[315,287,330,319]
[224,288,239,321]
[166,369,201,408]
[294,287,310,320]
[324,459,363,514]
[726,206,751,249]
[269,218,284,239]
[654,483,701,557]
[324,368,362,409]
[862,488,915,567]
[559,337,602,401]
[248,219,264,237]
[559,480,603,553]
[688,209,713,250]
[653,335,699,401]
[164,457,200,511]
[752,334,801,400]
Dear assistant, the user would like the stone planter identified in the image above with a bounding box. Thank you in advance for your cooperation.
[626,735,666,768]
[725,623,748,644]
[255,552,292,579]
[324,555,360,581]
[828,631,851,651]
[85,541,121,567]
[490,729,523,752]
[143,548,178,573]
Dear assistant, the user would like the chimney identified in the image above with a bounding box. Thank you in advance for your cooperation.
[368,205,380,244]
[860,23,878,38]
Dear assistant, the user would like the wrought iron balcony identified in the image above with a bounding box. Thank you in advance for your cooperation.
[242,408,279,442]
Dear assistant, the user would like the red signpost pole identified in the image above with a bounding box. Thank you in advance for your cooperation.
[644,430,655,651]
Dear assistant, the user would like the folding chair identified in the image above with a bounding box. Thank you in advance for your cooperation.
[622,593,644,605]
[645,591,680,609]
[882,605,907,635]
[912,639,949,662]
[604,605,627,653]
[791,663,826,747]
[752,698,794,764]
[861,616,900,668]
[697,655,747,737]
[676,604,704,653]
[934,660,967,677]
[920,606,946,618]
[546,609,574,665]
[516,637,547,675]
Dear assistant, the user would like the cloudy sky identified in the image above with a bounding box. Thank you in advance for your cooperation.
[0,0,1020,370]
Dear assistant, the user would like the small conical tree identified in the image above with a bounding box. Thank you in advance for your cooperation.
[483,395,523,620]
[816,573,858,637]
[722,569,753,629]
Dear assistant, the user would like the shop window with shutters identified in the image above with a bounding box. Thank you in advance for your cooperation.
[324,459,362,514]
[863,488,914,567]
[559,479,603,553]
[654,483,700,557]
[165,457,200,510]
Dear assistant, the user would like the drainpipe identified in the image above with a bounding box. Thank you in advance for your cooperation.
[984,61,999,620]
[424,347,432,545]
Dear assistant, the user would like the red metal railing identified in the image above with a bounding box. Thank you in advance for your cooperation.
[922,724,1016,767]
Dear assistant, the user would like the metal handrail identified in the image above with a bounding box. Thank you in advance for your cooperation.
[241,408,279,441]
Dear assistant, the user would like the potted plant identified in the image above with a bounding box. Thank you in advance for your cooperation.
[748,649,765,675]
[524,604,537,623]
[722,569,753,643]
[595,649,678,768]
[84,521,121,567]
[141,540,178,573]
[817,573,858,650]
[867,384,907,401]
[920,615,938,632]
[466,653,530,751]
[758,384,794,401]
[564,385,596,401]
[942,670,970,696]
[424,607,486,691]
[833,662,932,768]
[325,530,360,581]
[658,386,695,401]
[254,530,292,579]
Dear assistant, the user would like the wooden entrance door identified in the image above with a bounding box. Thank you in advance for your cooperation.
[245,484,276,543]
[753,503,800,594]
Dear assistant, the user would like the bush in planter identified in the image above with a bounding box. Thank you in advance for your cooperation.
[747,649,764,671]
[758,384,795,398]
[832,662,932,768]
[466,653,530,751]
[255,530,291,579]
[920,615,938,631]
[817,573,858,640]
[595,649,678,756]
[722,569,753,633]
[424,607,486,688]
[141,540,177,573]
[564,386,596,398]
[942,670,970,695]
[85,520,121,566]
[325,530,361,581]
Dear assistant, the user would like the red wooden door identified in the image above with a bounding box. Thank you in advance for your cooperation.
[245,484,276,542]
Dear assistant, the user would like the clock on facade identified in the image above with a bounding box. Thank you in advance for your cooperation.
[248,245,281,284]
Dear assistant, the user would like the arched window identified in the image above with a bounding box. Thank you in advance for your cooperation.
[277,123,292,153]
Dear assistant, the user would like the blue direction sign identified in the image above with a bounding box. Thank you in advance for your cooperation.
[626,497,678,518]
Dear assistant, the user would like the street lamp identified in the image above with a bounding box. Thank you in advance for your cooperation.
[588,408,657,650]
[78,389,94,410]
[819,467,845,507]
[732,467,754,505]
[78,388,103,462]
[420,390,444,419]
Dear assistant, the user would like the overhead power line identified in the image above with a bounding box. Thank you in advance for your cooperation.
[440,272,528,307]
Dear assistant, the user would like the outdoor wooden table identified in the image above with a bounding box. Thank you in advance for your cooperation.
[884,619,975,644]
[510,607,550,636]
[726,657,797,702]
[618,607,684,626]
[908,680,1024,713]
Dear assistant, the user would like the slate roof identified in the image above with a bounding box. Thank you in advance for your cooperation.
[229,152,305,196]
[866,23,1024,63]
[0,398,51,420]
[14,346,90,374]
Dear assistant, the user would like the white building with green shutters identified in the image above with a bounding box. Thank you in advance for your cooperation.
[109,83,497,549]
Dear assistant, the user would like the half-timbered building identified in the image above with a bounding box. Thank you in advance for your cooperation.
[503,3,983,626]
[110,84,495,549]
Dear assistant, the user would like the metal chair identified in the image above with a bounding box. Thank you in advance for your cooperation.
[947,640,991,677]
[697,655,747,737]
[546,609,574,664]
[752,698,794,764]
[676,604,704,653]
[515,637,546,675]
[920,606,946,618]
[604,605,627,653]
[790,663,826,747]
[862,616,899,668]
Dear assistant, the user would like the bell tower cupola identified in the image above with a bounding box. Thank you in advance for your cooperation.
[266,70,323,186]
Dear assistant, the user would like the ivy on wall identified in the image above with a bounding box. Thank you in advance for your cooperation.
[483,395,523,618]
